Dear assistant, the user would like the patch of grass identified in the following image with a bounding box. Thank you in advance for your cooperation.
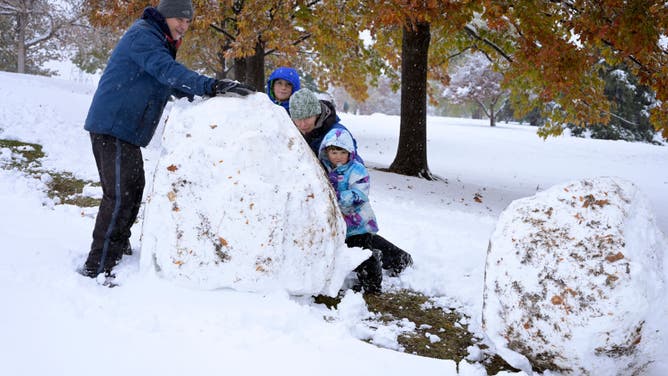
[1,139,100,207]
[0,139,45,170]
[316,289,518,375]
[313,294,342,309]
[46,171,100,207]
[365,290,473,360]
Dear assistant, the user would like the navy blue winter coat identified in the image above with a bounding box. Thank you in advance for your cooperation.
[84,8,215,147]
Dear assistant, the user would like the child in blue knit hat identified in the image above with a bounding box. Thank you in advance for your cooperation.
[266,67,301,114]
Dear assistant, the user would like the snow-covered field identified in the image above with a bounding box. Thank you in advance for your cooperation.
[1,71,666,375]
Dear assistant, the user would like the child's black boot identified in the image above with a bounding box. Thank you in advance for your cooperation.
[355,249,383,294]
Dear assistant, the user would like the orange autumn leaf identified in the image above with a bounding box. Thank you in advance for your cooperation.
[595,199,610,206]
[219,237,228,247]
[605,252,625,262]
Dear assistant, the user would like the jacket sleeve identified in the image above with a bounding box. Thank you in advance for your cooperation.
[338,165,371,210]
[127,27,214,97]
[171,88,196,101]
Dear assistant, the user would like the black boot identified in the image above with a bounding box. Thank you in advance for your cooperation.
[122,239,133,255]
[79,263,101,278]
[80,258,118,278]
[81,240,124,278]
[354,249,383,294]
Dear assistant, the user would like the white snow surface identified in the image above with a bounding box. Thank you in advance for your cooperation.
[141,96,365,295]
[1,71,667,375]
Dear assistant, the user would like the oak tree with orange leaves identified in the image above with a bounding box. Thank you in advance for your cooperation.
[477,0,668,141]
[82,0,668,180]
[321,0,668,178]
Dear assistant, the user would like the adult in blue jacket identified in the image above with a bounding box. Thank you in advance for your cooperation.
[81,0,254,280]
[266,67,301,114]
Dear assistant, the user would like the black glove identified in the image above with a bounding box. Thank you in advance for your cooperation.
[211,79,256,96]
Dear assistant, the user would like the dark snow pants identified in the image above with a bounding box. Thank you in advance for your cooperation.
[346,233,414,293]
[346,233,383,294]
[83,133,145,276]
[369,234,414,276]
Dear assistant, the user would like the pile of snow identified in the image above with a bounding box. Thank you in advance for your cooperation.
[483,177,666,374]
[140,95,368,296]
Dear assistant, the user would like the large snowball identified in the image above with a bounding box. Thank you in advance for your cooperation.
[483,177,665,375]
[140,94,367,296]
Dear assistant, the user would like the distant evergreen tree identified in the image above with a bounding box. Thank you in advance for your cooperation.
[568,65,657,143]
[497,101,544,126]
[523,108,544,127]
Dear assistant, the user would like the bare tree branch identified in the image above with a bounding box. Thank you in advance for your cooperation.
[463,25,514,63]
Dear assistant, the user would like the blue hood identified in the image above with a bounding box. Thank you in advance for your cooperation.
[266,67,301,111]
[318,127,357,169]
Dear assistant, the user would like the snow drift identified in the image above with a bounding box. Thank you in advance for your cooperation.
[483,177,666,375]
[140,94,367,296]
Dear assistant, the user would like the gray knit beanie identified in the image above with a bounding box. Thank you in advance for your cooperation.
[289,88,322,120]
[157,0,194,20]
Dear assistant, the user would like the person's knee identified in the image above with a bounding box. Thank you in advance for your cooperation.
[384,250,413,276]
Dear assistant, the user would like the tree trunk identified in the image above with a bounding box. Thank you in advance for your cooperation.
[232,57,247,81]
[229,41,263,92]
[214,47,226,79]
[245,41,264,91]
[16,10,27,73]
[489,97,498,127]
[389,21,433,180]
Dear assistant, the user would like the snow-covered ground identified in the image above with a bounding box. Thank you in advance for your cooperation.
[1,71,666,375]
